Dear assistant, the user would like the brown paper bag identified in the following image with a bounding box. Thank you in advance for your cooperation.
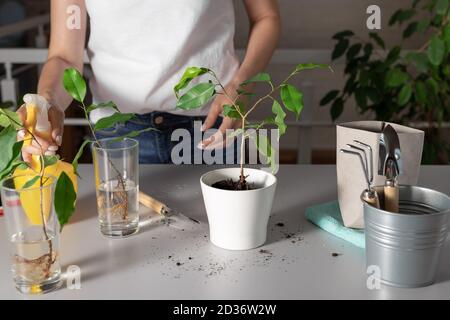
[336,121,424,229]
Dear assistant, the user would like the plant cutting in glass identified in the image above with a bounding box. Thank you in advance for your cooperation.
[174,64,330,190]
[0,67,150,283]
[62,68,153,227]
[321,0,450,164]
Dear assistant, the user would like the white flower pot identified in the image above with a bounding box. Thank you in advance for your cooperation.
[200,168,277,251]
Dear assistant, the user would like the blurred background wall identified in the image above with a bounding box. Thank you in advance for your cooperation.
[0,0,448,164]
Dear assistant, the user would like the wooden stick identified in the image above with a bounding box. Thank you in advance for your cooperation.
[139,191,165,215]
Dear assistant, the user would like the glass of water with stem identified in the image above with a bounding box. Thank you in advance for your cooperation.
[92,138,139,238]
[1,175,61,294]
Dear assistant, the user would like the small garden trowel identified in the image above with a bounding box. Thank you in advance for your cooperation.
[138,191,200,231]
[378,123,403,213]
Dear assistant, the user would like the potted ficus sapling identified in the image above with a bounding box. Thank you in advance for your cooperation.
[174,64,329,250]
[62,68,154,237]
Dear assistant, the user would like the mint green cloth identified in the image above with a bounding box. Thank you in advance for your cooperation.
[305,201,365,249]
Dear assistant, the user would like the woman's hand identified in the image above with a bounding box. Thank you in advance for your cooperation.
[200,82,242,150]
[17,104,65,163]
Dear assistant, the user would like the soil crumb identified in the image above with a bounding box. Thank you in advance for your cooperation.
[332,253,342,257]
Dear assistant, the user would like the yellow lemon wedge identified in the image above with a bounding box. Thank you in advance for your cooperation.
[13,103,78,225]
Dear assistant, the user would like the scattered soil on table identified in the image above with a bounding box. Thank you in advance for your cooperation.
[259,249,274,262]
[211,176,259,191]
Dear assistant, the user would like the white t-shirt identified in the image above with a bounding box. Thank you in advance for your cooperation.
[84,0,239,122]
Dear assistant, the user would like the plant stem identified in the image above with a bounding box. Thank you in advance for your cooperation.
[81,103,128,219]
[3,109,56,275]
[240,117,246,180]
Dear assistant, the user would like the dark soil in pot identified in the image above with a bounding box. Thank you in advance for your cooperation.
[212,176,261,191]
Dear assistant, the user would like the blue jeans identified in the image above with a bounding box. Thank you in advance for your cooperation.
[95,111,222,164]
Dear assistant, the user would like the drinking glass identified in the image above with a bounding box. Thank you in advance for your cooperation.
[92,138,139,238]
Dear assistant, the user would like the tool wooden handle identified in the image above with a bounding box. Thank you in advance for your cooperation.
[139,191,165,215]
[384,185,399,213]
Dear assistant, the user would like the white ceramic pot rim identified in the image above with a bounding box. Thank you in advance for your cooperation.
[200,167,277,193]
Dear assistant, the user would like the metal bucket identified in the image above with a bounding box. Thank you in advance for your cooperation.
[363,185,450,288]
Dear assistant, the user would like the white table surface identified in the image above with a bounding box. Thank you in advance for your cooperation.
[1,164,450,300]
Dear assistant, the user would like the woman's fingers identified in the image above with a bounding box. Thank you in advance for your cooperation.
[16,103,62,163]
[21,133,54,163]
[202,103,222,132]
[202,117,240,150]
[48,106,65,146]
[16,105,27,124]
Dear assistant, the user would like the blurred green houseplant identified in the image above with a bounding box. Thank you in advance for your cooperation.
[321,0,450,164]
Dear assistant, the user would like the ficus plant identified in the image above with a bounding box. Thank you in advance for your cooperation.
[321,0,450,164]
[0,67,150,275]
[174,64,329,189]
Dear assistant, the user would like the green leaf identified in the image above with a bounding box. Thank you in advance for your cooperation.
[0,101,14,109]
[436,0,449,15]
[366,88,381,104]
[295,63,330,73]
[251,134,276,173]
[398,84,412,106]
[240,73,271,86]
[0,108,22,129]
[346,44,362,60]
[63,68,86,103]
[389,9,402,25]
[443,25,450,50]
[16,161,29,170]
[174,67,210,98]
[415,81,428,105]
[390,9,416,25]
[0,126,18,173]
[72,139,91,177]
[43,155,58,168]
[405,52,429,73]
[236,89,255,97]
[94,112,135,131]
[86,101,119,113]
[332,39,349,60]
[427,35,445,66]
[54,171,77,231]
[416,18,430,33]
[355,88,367,109]
[386,46,401,65]
[222,105,241,119]
[227,128,244,139]
[369,32,385,49]
[332,30,354,40]
[386,69,409,87]
[0,141,23,180]
[280,84,304,119]
[403,22,418,39]
[320,90,339,106]
[330,98,344,121]
[271,100,287,138]
[426,78,439,95]
[176,83,216,110]
[22,176,41,189]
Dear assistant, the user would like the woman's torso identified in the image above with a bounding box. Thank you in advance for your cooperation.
[84,0,239,121]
